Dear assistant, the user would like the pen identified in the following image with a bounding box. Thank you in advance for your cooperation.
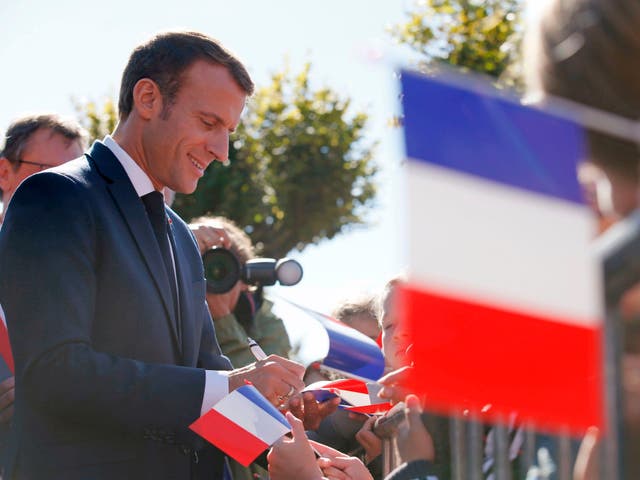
[247,337,267,361]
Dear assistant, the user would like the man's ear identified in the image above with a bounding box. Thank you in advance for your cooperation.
[0,157,14,193]
[131,78,164,120]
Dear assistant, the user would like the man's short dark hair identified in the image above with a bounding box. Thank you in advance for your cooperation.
[118,31,255,120]
[1,113,86,169]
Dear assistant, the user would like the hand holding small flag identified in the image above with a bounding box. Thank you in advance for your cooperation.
[189,384,291,467]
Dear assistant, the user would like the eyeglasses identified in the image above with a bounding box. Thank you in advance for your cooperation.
[17,159,56,171]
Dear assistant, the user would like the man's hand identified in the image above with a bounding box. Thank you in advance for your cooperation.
[288,391,340,431]
[395,394,435,464]
[228,355,305,407]
[0,376,15,423]
[189,223,231,254]
[267,412,324,480]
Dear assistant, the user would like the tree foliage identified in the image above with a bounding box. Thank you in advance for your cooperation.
[74,97,117,142]
[389,0,524,88]
[75,63,377,258]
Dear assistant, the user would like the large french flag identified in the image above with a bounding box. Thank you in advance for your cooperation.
[190,385,291,466]
[399,70,603,434]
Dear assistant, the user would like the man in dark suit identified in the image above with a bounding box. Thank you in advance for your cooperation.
[0,31,305,479]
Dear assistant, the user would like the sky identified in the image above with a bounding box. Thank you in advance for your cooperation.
[0,0,416,331]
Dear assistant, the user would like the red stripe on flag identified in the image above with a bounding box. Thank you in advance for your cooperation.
[398,285,603,435]
[330,379,369,394]
[0,315,14,374]
[189,408,268,467]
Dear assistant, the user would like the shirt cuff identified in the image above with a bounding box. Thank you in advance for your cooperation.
[200,369,230,416]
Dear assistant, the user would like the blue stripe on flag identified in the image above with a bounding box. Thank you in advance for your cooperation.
[400,70,586,205]
[236,385,290,429]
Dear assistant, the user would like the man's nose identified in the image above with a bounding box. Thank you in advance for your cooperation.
[206,131,229,163]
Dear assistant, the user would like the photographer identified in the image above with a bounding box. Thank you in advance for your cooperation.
[190,215,292,366]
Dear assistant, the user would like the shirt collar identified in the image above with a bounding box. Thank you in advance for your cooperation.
[103,135,156,198]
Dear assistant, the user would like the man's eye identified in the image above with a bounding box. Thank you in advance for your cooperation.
[202,119,214,128]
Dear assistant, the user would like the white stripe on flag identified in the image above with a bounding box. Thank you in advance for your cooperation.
[214,390,290,442]
[337,389,372,407]
[407,160,601,326]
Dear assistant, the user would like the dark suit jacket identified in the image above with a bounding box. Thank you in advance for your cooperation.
[0,141,233,479]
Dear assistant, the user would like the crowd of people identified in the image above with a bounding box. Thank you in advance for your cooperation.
[0,0,639,478]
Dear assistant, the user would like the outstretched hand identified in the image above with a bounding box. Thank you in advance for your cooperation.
[267,412,323,480]
[377,366,414,405]
[288,391,341,431]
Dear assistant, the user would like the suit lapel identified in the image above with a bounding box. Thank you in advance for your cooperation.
[86,142,182,356]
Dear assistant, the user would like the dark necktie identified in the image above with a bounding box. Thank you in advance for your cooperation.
[141,192,181,338]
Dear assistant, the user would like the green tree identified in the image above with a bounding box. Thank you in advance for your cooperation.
[389,0,524,88]
[73,97,117,142]
[75,63,377,258]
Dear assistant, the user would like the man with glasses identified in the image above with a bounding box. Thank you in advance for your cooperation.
[0,114,86,225]
[0,114,85,477]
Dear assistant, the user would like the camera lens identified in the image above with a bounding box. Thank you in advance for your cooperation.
[202,247,241,293]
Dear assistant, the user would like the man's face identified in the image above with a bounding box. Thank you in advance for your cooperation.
[0,128,83,206]
[143,60,247,194]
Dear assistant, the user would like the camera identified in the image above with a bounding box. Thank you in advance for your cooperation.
[202,247,303,294]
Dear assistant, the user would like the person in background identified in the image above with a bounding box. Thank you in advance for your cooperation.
[332,293,381,342]
[0,113,86,477]
[188,216,335,431]
[0,114,86,224]
[190,215,292,366]
[304,292,384,478]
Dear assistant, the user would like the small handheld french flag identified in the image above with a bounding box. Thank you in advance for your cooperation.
[304,378,391,414]
[189,385,291,466]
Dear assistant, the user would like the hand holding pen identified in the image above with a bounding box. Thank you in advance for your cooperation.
[226,337,304,408]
